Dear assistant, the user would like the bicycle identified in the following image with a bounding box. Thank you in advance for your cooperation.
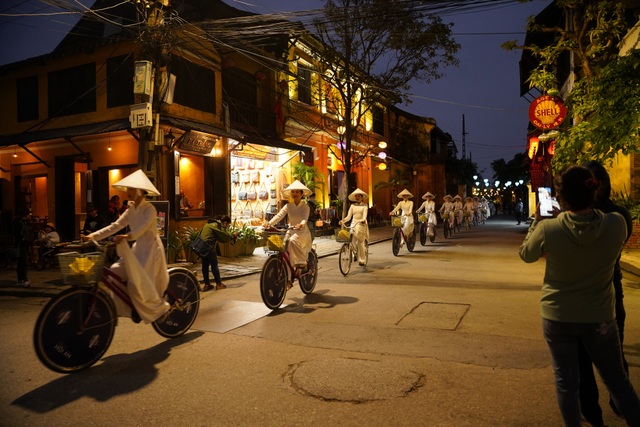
[391,215,416,256]
[33,241,200,373]
[260,227,318,310]
[440,211,453,239]
[337,226,368,276]
[417,213,436,246]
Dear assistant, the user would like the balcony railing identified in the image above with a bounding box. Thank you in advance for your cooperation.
[225,98,276,135]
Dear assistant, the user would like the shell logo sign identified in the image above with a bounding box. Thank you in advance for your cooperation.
[528,95,567,130]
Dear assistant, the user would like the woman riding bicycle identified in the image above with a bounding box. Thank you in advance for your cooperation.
[390,189,414,246]
[339,188,369,266]
[263,180,312,269]
[416,191,437,238]
[82,169,170,324]
[439,194,455,229]
[453,195,464,228]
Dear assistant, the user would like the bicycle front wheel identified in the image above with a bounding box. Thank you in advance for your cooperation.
[153,267,200,338]
[419,223,427,246]
[299,250,318,294]
[33,286,116,373]
[260,255,288,309]
[392,229,401,256]
[338,243,352,276]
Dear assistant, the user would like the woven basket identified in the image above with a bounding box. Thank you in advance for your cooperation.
[391,216,402,227]
[57,252,104,285]
[336,229,351,242]
[441,212,449,220]
[266,235,285,252]
[418,214,427,223]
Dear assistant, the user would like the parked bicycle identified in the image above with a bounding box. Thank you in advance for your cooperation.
[33,241,200,373]
[418,213,436,246]
[337,226,368,275]
[260,227,318,310]
[391,215,416,256]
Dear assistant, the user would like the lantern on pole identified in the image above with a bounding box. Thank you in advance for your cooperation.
[528,137,539,159]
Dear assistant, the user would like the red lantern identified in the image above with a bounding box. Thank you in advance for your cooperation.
[548,140,556,156]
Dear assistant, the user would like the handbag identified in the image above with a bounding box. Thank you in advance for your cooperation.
[251,170,260,183]
[243,201,253,217]
[231,171,239,185]
[238,184,248,201]
[270,189,277,199]
[191,235,213,258]
[258,183,268,200]
[247,183,257,201]
[241,171,250,184]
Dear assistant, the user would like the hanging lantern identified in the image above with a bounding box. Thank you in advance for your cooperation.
[378,163,387,171]
[548,140,556,156]
[528,136,539,159]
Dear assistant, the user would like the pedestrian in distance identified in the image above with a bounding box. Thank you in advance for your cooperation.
[515,198,524,225]
[578,160,635,426]
[199,215,235,292]
[11,208,32,288]
[390,189,414,246]
[519,165,640,426]
[263,180,312,269]
[82,170,170,324]
[81,206,106,237]
[339,188,369,266]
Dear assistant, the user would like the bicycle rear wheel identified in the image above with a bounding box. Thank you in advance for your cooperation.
[338,243,352,276]
[299,250,318,294]
[260,255,288,309]
[363,240,369,266]
[153,267,200,338]
[392,229,400,256]
[33,286,116,373]
[443,221,450,239]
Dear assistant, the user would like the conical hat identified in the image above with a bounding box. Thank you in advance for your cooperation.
[443,194,453,200]
[282,180,312,197]
[112,169,160,196]
[397,189,413,198]
[453,195,462,200]
[348,188,368,202]
[422,192,435,200]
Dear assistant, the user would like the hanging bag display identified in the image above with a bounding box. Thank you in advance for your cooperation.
[233,201,243,217]
[241,171,250,184]
[251,170,260,183]
[231,187,237,202]
[254,201,264,220]
[231,170,240,185]
[243,201,253,217]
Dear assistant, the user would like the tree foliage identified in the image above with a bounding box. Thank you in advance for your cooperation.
[490,152,530,185]
[311,0,459,213]
[503,0,639,170]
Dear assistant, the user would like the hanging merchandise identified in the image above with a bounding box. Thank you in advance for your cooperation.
[258,183,268,200]
[247,183,257,201]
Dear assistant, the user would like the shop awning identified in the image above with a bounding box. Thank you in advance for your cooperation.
[240,133,312,155]
[162,117,245,141]
[0,119,131,148]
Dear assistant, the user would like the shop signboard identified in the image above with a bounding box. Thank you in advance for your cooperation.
[149,201,170,252]
[178,130,218,155]
[528,95,567,130]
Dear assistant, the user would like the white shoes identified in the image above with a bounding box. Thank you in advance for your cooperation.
[18,280,31,288]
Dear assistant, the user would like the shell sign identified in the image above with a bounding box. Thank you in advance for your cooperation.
[528,95,567,130]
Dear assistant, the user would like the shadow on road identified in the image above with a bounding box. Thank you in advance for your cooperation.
[12,331,203,413]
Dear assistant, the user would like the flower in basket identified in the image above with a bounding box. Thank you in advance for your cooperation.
[70,257,95,274]
[266,235,284,252]
[337,229,350,242]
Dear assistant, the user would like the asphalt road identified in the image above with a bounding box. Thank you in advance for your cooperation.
[2,218,639,426]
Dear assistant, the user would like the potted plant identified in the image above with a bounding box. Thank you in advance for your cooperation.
[236,224,260,255]
[179,225,201,262]
[167,230,183,263]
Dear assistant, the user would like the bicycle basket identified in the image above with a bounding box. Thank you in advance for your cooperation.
[391,216,402,227]
[463,211,470,217]
[265,235,285,252]
[336,228,351,242]
[441,212,449,220]
[418,214,427,223]
[57,252,104,285]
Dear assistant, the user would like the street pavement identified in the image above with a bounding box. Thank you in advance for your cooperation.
[1,218,639,297]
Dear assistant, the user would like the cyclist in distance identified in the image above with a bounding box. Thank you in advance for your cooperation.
[82,169,169,323]
[439,194,455,229]
[416,191,437,238]
[263,180,312,269]
[339,188,369,266]
[453,195,464,227]
[390,189,414,246]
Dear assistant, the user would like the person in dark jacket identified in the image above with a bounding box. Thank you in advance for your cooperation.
[11,208,32,287]
[579,160,635,426]
[200,216,234,291]
[81,206,106,236]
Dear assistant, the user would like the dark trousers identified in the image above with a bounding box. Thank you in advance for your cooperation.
[17,244,29,282]
[201,248,221,286]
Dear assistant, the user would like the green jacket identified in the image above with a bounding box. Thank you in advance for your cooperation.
[519,209,627,323]
[200,221,232,245]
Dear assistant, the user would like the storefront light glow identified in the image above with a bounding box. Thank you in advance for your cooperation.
[378,141,387,149]
[378,163,387,171]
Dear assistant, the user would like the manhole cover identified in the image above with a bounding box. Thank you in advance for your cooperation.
[285,357,424,403]
[397,301,469,330]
